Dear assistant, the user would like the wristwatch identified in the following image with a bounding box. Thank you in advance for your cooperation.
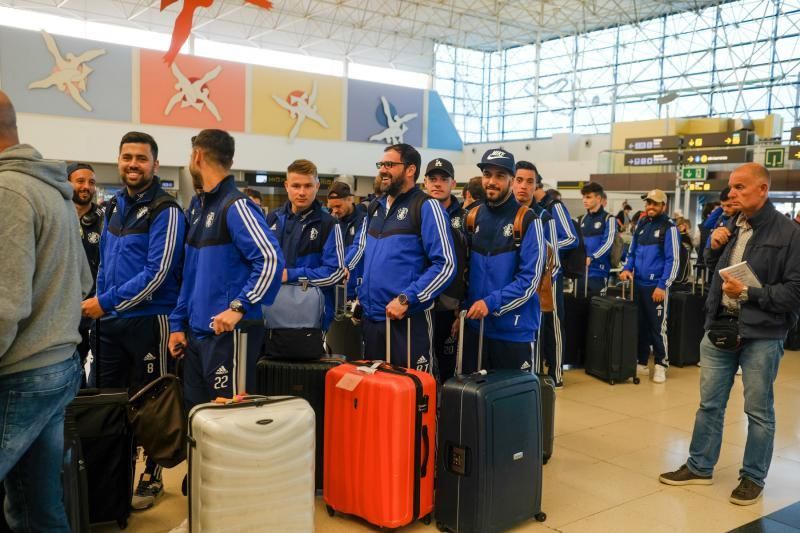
[229,299,245,313]
[397,293,409,306]
[738,287,749,303]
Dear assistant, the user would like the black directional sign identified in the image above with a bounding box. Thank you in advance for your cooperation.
[792,127,800,143]
[684,131,754,149]
[683,148,751,165]
[623,152,680,167]
[625,136,682,151]
[790,146,800,161]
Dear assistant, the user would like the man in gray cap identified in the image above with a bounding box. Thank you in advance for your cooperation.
[619,189,680,383]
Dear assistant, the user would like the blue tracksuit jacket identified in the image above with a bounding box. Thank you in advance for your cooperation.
[466,196,545,342]
[266,200,345,329]
[348,186,455,321]
[539,193,577,278]
[340,203,368,300]
[580,208,616,279]
[97,178,186,318]
[169,176,284,337]
[622,214,680,289]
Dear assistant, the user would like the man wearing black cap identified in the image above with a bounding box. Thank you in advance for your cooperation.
[424,158,466,381]
[459,148,544,372]
[328,181,367,301]
[67,162,104,378]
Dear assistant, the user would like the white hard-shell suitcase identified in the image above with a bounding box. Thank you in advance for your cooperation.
[188,395,316,532]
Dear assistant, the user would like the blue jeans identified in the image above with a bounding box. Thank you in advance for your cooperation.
[686,335,784,486]
[0,353,82,532]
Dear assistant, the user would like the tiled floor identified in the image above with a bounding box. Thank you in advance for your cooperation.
[92,351,800,533]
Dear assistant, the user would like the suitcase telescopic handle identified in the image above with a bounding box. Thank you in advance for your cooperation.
[456,310,484,375]
[584,264,589,299]
[235,320,261,396]
[384,315,413,368]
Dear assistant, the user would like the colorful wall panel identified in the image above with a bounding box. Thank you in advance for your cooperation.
[0,27,131,121]
[346,80,424,147]
[251,67,344,141]
[140,50,245,131]
[427,91,463,152]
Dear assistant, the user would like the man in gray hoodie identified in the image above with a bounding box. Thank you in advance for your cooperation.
[0,91,92,531]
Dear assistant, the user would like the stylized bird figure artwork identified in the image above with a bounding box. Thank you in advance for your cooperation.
[161,0,274,65]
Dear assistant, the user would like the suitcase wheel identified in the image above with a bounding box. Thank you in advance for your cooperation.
[609,379,615,385]
[421,514,432,525]
[117,517,128,529]
[436,522,449,532]
[543,454,550,465]
[535,512,547,522]
[325,504,335,517]
[633,377,641,385]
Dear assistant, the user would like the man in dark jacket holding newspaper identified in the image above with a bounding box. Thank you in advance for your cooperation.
[659,163,800,506]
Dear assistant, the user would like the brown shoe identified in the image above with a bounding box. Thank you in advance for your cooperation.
[729,477,763,506]
[658,464,713,486]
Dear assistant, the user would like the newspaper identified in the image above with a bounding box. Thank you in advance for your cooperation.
[719,261,762,288]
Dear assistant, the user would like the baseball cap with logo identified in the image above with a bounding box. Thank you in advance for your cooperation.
[424,158,454,179]
[477,148,515,175]
[327,181,353,199]
[641,189,668,204]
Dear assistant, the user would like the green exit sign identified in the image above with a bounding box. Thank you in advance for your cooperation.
[681,167,707,181]
[764,147,785,168]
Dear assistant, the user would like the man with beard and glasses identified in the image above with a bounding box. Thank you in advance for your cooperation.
[82,131,187,510]
[170,130,283,396]
[346,144,455,371]
[457,149,544,373]
[67,162,104,382]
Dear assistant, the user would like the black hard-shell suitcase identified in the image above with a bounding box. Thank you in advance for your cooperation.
[563,273,590,367]
[325,284,364,360]
[585,282,640,385]
[537,374,556,464]
[70,389,134,529]
[668,266,707,367]
[255,356,344,489]
[436,313,546,533]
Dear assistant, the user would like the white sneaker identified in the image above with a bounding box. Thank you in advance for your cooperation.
[637,364,650,376]
[736,366,742,376]
[653,365,667,383]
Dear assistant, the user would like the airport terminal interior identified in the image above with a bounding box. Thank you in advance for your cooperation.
[0,0,799,532]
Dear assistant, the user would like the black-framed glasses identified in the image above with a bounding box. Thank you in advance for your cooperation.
[375,161,406,170]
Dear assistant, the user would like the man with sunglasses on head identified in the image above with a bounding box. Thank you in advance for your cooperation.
[346,144,455,371]
[619,189,680,384]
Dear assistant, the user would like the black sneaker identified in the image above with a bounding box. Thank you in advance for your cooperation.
[658,464,713,486]
[730,477,763,506]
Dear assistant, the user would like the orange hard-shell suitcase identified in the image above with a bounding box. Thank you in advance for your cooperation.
[323,317,436,529]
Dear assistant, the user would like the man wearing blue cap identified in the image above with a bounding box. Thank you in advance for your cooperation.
[459,148,545,372]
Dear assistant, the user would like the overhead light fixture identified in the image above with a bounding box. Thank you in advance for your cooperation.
[657,92,679,105]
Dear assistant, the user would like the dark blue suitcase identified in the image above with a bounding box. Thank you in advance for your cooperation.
[435,313,546,533]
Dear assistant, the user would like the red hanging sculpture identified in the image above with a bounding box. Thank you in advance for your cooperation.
[161,0,274,65]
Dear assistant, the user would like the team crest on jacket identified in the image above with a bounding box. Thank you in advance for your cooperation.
[654,229,661,238]
[397,207,408,221]
[503,223,513,237]
[88,232,100,244]
[310,228,319,241]
[349,226,355,236]
[136,206,149,219]
[594,221,602,229]
[205,212,216,228]
[451,217,462,229]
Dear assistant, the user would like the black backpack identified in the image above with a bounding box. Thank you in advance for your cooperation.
[562,218,587,279]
